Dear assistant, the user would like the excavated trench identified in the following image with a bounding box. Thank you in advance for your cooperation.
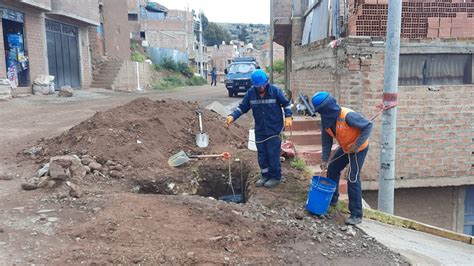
[134,159,252,203]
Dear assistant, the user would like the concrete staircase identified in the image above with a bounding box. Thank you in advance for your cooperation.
[286,116,348,195]
[90,60,124,89]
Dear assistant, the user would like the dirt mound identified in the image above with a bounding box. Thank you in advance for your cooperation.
[31,97,251,195]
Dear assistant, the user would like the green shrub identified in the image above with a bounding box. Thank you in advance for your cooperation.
[160,57,178,72]
[131,51,145,62]
[290,158,307,171]
[273,59,285,73]
[177,62,194,78]
[153,75,185,90]
[185,76,207,86]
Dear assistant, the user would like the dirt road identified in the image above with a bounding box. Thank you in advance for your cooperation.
[0,86,406,264]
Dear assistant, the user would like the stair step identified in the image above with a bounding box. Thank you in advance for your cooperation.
[292,116,320,131]
[286,130,321,145]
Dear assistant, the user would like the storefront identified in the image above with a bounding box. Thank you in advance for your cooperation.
[1,6,29,87]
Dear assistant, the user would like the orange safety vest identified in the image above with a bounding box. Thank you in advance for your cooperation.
[325,107,369,153]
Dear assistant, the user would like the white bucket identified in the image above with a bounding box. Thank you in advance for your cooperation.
[247,129,257,151]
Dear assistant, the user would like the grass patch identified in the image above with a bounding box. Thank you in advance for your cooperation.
[290,158,307,171]
[153,75,185,90]
[185,76,207,86]
[131,51,146,62]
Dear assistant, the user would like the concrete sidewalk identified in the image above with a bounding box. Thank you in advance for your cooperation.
[358,219,474,265]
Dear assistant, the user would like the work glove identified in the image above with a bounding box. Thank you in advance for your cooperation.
[284,117,293,128]
[225,116,234,128]
[320,161,328,171]
[348,144,359,154]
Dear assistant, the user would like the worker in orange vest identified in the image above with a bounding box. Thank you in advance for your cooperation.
[312,91,373,225]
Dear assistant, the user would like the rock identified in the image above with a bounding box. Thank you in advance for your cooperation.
[0,228,4,233]
[89,162,102,171]
[37,176,50,188]
[340,226,348,232]
[50,155,86,179]
[110,164,124,171]
[336,243,343,247]
[105,160,117,166]
[109,170,123,179]
[58,86,73,97]
[81,157,94,166]
[21,183,38,190]
[24,146,43,156]
[47,217,58,222]
[345,226,356,237]
[49,157,72,180]
[294,211,305,220]
[47,180,57,188]
[362,243,368,248]
[66,181,81,198]
[37,163,50,177]
[84,166,91,174]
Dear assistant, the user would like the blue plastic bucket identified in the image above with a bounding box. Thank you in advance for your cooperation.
[306,176,337,215]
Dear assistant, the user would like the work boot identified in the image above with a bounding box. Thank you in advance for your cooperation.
[255,177,269,187]
[263,178,281,188]
[345,216,362,225]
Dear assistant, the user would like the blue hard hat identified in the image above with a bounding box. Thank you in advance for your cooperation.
[251,69,268,87]
[311,91,329,109]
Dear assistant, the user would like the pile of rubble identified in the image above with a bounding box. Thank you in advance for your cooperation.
[21,97,249,196]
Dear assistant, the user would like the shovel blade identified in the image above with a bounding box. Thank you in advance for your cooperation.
[196,133,209,148]
[168,151,190,167]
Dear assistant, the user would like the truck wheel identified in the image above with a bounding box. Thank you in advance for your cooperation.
[233,91,239,97]
[228,90,233,97]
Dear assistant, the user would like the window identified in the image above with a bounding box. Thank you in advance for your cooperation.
[228,63,256,74]
[399,54,473,86]
[128,13,138,21]
[140,31,146,39]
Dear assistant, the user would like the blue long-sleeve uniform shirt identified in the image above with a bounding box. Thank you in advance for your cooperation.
[230,85,292,139]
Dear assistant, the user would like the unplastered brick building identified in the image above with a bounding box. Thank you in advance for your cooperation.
[272,0,474,234]
[0,0,100,91]
[127,0,194,56]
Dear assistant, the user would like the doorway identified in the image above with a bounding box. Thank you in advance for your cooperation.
[2,17,29,87]
[46,20,80,88]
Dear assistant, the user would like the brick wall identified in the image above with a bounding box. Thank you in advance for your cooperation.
[142,9,193,54]
[273,0,292,18]
[363,186,463,231]
[208,45,234,72]
[112,60,152,91]
[51,0,100,24]
[289,38,474,188]
[24,9,48,86]
[102,0,130,60]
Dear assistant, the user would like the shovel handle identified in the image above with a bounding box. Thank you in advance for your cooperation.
[190,152,231,160]
[197,111,203,133]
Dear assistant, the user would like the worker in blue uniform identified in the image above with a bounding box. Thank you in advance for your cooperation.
[226,69,293,188]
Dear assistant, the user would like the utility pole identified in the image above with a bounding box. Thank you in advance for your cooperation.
[269,0,274,83]
[199,11,204,78]
[378,0,402,214]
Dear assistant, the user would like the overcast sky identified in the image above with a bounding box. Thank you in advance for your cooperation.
[152,0,270,24]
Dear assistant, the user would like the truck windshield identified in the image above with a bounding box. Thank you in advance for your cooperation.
[228,63,256,74]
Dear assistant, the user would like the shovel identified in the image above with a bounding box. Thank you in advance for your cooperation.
[196,111,209,148]
[168,151,231,167]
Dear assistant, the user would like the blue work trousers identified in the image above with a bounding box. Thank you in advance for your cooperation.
[256,135,281,180]
[327,146,368,218]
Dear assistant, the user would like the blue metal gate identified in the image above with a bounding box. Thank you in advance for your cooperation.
[46,20,80,88]
[464,186,474,236]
